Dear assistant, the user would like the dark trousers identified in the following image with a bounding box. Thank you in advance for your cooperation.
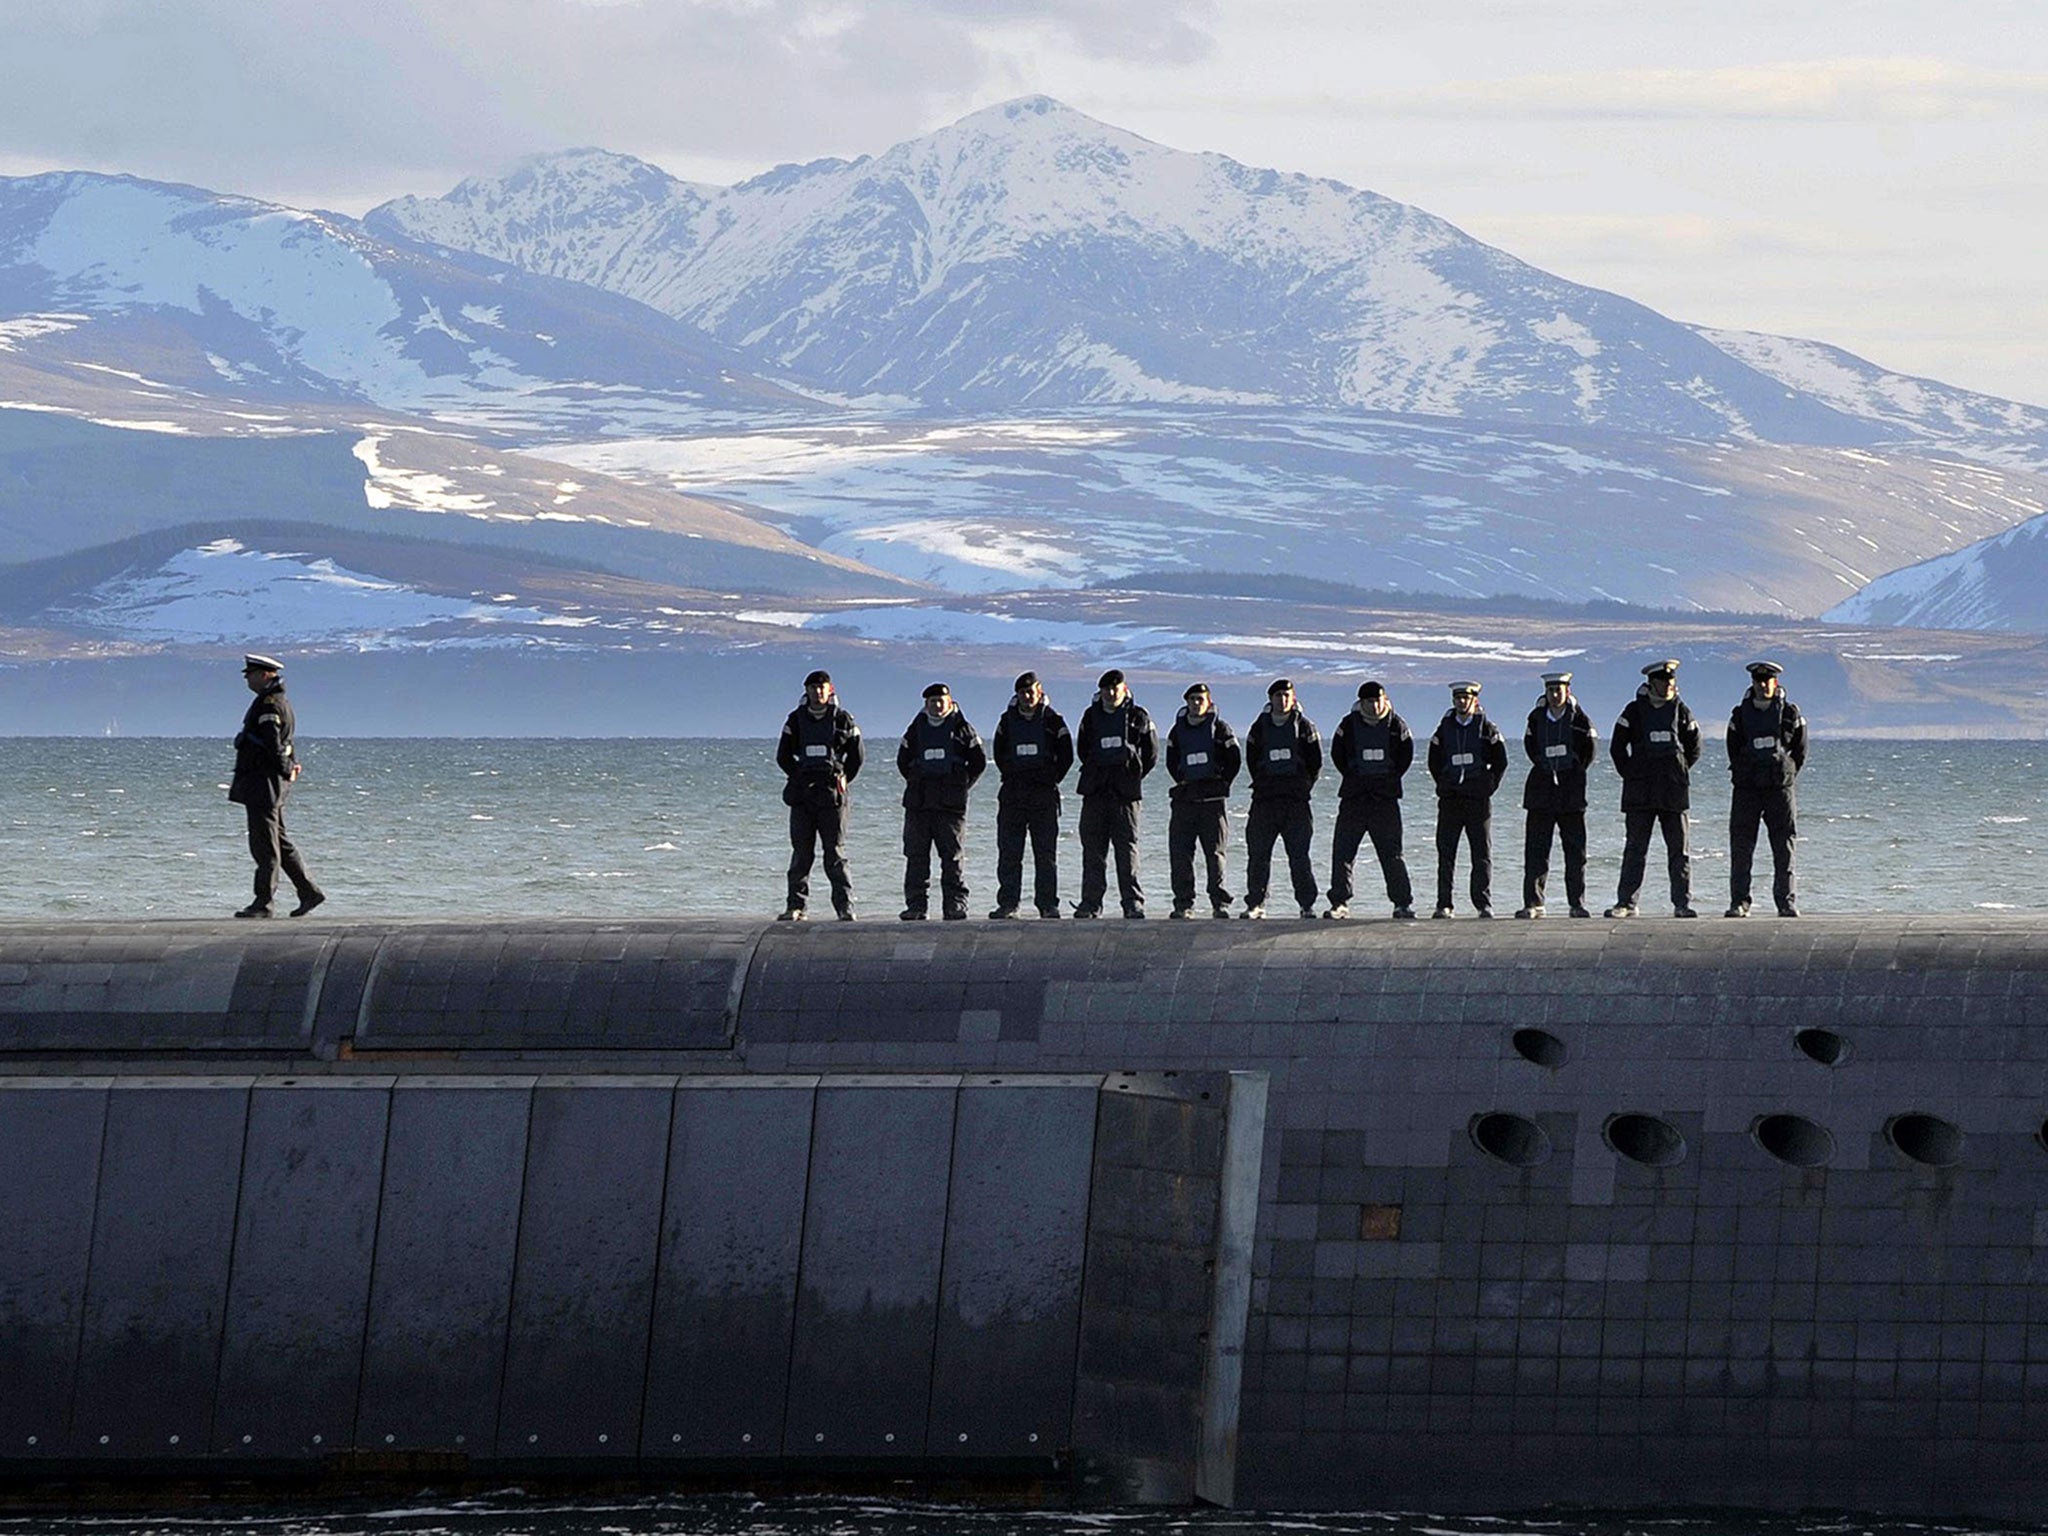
[903,808,968,915]
[1168,800,1232,911]
[1435,797,1493,912]
[1078,795,1143,913]
[1730,785,1797,908]
[1329,798,1413,910]
[1245,797,1317,910]
[244,802,314,906]
[1617,808,1691,908]
[787,801,852,913]
[995,796,1061,913]
[1523,810,1588,909]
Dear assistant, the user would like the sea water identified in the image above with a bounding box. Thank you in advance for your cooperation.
[0,737,2039,921]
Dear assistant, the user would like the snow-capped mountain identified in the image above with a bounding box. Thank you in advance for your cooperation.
[1824,509,2048,633]
[0,172,809,429]
[1697,327,2048,472]
[373,96,1946,447]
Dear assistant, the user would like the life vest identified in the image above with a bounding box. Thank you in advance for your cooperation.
[1174,714,1219,780]
[1533,708,1577,776]
[1737,694,1790,775]
[1440,711,1485,785]
[1638,698,1680,758]
[1351,714,1393,777]
[915,713,959,777]
[797,708,841,775]
[1007,708,1048,767]
[1259,710,1304,777]
[1088,704,1132,765]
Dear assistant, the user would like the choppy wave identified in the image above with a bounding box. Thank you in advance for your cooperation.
[2,738,2047,919]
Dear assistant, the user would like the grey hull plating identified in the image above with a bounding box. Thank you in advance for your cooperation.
[0,916,2043,1515]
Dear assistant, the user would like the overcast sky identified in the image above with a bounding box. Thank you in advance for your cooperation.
[2,0,2042,405]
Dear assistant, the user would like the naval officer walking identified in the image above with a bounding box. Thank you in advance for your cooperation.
[229,653,324,919]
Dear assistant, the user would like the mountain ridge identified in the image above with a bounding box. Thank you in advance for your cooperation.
[369,96,1895,441]
[0,169,815,429]
[7,95,2048,712]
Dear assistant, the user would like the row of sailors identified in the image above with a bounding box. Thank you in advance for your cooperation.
[775,658,1806,922]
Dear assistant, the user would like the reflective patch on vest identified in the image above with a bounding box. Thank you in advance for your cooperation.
[1545,744,1568,758]
[1269,747,1292,761]
[1649,731,1673,743]
[1185,751,1209,766]
[1362,748,1385,761]
[924,747,949,761]
[1100,736,1122,750]
[1451,752,1475,766]
[1752,735,1776,750]
[1015,743,1039,756]
[806,744,828,757]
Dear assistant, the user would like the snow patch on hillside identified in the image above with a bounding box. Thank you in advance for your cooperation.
[28,180,429,400]
[0,313,87,350]
[54,538,549,645]
[353,434,495,514]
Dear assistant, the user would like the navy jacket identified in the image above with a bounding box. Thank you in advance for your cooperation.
[1427,708,1509,802]
[1726,690,1807,792]
[1611,688,1703,811]
[1076,698,1159,801]
[1522,698,1598,813]
[897,708,987,814]
[1332,706,1414,803]
[777,703,864,808]
[229,682,297,812]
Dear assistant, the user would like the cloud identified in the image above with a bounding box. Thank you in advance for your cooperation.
[0,0,1218,199]
[1107,56,2048,129]
[1380,57,2048,122]
[1462,212,1843,263]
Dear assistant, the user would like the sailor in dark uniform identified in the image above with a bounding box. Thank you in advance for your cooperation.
[1165,682,1241,919]
[1606,659,1703,918]
[895,682,986,920]
[1426,681,1509,918]
[1517,670,1598,918]
[228,653,323,918]
[1074,669,1159,918]
[1327,680,1417,919]
[989,671,1074,919]
[1725,659,1808,917]
[1241,678,1323,919]
[776,669,863,919]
